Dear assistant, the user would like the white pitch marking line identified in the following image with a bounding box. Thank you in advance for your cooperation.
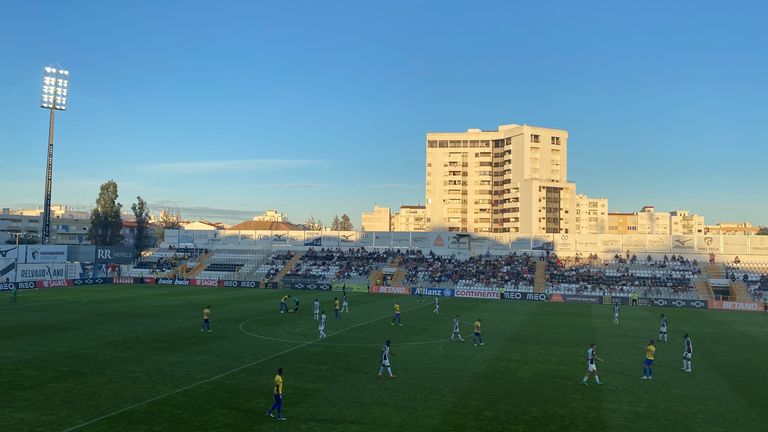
[60,300,432,432]
[238,318,449,346]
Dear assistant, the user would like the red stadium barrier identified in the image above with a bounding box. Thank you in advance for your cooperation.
[191,279,220,287]
[370,285,410,295]
[36,279,73,288]
[709,300,765,312]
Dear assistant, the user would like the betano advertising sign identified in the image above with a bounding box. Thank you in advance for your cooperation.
[370,285,411,295]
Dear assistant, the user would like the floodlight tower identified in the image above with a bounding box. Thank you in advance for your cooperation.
[40,66,69,245]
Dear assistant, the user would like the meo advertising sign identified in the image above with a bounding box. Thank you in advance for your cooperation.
[454,289,500,300]
[0,281,36,291]
[370,286,411,295]
[503,292,547,302]
[221,280,259,288]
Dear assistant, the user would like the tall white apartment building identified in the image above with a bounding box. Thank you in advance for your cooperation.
[425,124,576,234]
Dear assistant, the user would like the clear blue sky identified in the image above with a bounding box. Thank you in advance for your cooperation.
[1,0,766,226]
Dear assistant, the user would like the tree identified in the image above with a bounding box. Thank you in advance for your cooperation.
[304,216,323,231]
[131,196,152,256]
[340,214,353,231]
[331,215,341,231]
[758,227,768,235]
[87,180,124,246]
[159,209,182,229]
[5,234,39,245]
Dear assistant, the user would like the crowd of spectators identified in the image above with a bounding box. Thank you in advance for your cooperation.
[547,254,699,298]
[131,247,205,275]
[402,251,536,291]
[257,251,296,280]
[725,263,768,302]
[290,248,394,281]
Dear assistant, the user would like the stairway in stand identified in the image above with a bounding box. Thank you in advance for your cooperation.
[730,280,751,302]
[274,252,303,282]
[185,252,210,278]
[533,260,548,293]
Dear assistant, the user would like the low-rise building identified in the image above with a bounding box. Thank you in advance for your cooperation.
[669,210,705,235]
[253,209,287,222]
[704,222,760,236]
[361,205,392,231]
[391,205,426,232]
[573,194,608,234]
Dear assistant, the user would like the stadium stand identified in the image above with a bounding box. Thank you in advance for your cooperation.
[725,262,768,302]
[126,246,206,277]
[545,254,700,299]
[402,250,536,292]
[288,248,392,282]
[196,249,271,280]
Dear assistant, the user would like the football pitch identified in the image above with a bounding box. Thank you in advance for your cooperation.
[2,285,766,432]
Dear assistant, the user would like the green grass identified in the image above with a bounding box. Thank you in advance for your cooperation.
[1,285,766,432]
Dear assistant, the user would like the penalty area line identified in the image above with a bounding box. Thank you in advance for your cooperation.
[59,300,432,432]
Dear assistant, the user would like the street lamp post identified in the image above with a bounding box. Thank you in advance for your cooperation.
[40,66,69,245]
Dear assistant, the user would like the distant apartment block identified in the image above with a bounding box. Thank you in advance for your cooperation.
[573,194,608,234]
[704,222,760,236]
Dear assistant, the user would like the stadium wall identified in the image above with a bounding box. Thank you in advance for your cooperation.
[162,229,768,259]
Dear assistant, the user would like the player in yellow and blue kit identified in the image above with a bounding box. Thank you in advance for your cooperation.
[391,302,401,326]
[201,306,211,332]
[473,319,483,347]
[642,340,655,380]
[279,295,289,314]
[334,297,341,319]
[267,368,287,421]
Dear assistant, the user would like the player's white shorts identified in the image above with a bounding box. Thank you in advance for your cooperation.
[660,327,667,334]
[319,324,325,331]
[683,352,692,360]
[382,360,390,367]
[587,363,597,372]
[614,313,619,318]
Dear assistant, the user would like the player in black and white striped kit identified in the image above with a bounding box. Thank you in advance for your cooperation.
[450,315,464,341]
[659,314,668,343]
[681,333,693,372]
[378,340,396,378]
[581,343,603,385]
[613,302,620,324]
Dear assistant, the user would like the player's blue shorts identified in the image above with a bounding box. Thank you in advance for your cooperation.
[644,358,654,366]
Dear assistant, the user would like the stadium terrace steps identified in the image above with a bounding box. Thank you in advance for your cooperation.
[390,268,407,286]
[694,278,714,300]
[731,280,751,302]
[705,263,726,279]
[533,260,547,293]
[370,268,384,287]
[387,256,406,286]
[184,252,211,278]
[274,252,303,282]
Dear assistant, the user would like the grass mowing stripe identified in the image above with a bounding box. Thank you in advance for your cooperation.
[58,298,433,432]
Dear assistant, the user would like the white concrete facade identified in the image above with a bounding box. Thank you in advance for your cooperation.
[426,124,575,234]
[574,194,609,234]
[361,205,391,231]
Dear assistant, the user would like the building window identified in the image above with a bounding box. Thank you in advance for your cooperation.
[551,136,561,145]
[530,134,540,143]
